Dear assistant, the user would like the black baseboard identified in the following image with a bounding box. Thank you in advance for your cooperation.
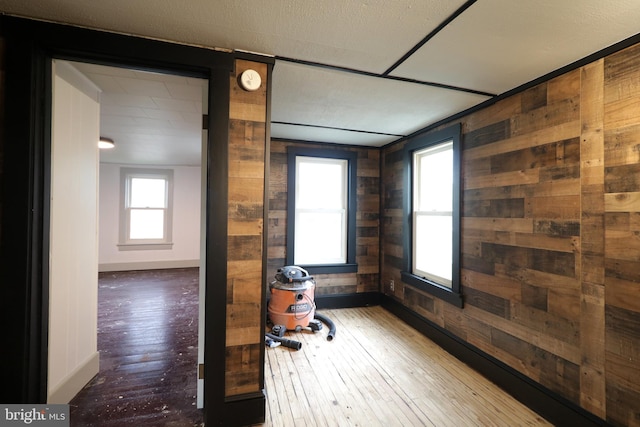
[213,391,266,426]
[381,295,611,427]
[315,291,381,309]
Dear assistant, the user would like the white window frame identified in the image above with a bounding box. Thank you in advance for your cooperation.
[401,123,462,307]
[118,167,174,251]
[286,147,358,275]
[294,156,348,265]
[412,141,453,286]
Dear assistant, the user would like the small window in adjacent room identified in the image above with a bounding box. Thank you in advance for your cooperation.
[119,168,174,250]
[286,147,357,274]
[402,124,463,307]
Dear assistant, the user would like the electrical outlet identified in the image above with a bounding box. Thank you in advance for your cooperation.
[389,280,395,292]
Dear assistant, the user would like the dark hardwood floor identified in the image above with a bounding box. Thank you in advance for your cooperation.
[69,268,203,427]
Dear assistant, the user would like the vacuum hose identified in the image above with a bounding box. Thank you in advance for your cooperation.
[266,332,302,350]
[314,312,336,341]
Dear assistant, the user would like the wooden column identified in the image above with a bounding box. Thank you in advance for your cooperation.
[225,58,268,398]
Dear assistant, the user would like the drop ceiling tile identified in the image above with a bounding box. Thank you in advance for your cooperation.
[17,2,640,165]
[272,61,490,141]
[219,0,469,73]
[1,0,468,74]
[390,0,640,94]
[270,123,398,147]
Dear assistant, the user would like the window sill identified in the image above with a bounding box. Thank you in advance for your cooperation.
[298,263,358,275]
[401,271,463,308]
[118,242,173,251]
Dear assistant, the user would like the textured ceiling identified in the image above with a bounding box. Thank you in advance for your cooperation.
[3,0,640,165]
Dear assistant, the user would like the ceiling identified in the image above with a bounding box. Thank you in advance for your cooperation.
[66,61,208,166]
[3,0,640,165]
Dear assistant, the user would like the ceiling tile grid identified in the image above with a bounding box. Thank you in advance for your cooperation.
[390,0,640,95]
[270,61,490,145]
[3,0,640,157]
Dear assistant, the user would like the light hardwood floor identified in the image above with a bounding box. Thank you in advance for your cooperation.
[260,306,551,427]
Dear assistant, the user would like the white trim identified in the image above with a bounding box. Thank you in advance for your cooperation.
[294,156,348,265]
[98,259,200,272]
[47,351,99,404]
[117,242,174,251]
[412,139,454,287]
[120,167,174,246]
[54,60,102,103]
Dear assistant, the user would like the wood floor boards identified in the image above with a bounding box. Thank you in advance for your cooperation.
[69,268,549,426]
[69,268,203,427]
[259,306,552,427]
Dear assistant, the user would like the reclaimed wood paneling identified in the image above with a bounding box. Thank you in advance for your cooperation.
[579,59,607,417]
[381,40,640,426]
[225,343,261,396]
[604,43,640,427]
[267,140,380,295]
[225,59,268,397]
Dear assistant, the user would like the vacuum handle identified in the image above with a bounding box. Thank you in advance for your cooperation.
[289,275,313,282]
[277,266,313,283]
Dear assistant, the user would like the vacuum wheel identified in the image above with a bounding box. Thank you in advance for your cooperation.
[271,324,286,337]
[309,319,323,332]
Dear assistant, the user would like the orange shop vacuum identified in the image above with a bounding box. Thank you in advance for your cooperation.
[266,266,335,350]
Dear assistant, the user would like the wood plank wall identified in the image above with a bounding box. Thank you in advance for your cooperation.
[267,141,380,295]
[225,59,268,397]
[381,44,640,426]
[603,44,640,427]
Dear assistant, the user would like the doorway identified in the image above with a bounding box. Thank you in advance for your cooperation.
[47,60,208,417]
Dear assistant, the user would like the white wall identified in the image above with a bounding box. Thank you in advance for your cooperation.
[48,61,100,403]
[98,163,201,271]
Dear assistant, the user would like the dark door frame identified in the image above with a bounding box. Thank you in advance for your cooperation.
[0,15,268,425]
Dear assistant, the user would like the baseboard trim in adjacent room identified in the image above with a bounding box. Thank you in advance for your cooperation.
[381,295,610,427]
[98,259,200,272]
[47,351,100,404]
[315,291,381,310]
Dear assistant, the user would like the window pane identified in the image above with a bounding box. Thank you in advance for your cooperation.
[402,124,461,305]
[295,211,345,264]
[130,209,165,239]
[130,178,166,208]
[416,144,452,212]
[296,159,346,209]
[414,214,452,286]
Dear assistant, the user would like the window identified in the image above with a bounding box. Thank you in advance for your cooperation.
[286,147,357,274]
[402,124,462,307]
[119,168,174,250]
